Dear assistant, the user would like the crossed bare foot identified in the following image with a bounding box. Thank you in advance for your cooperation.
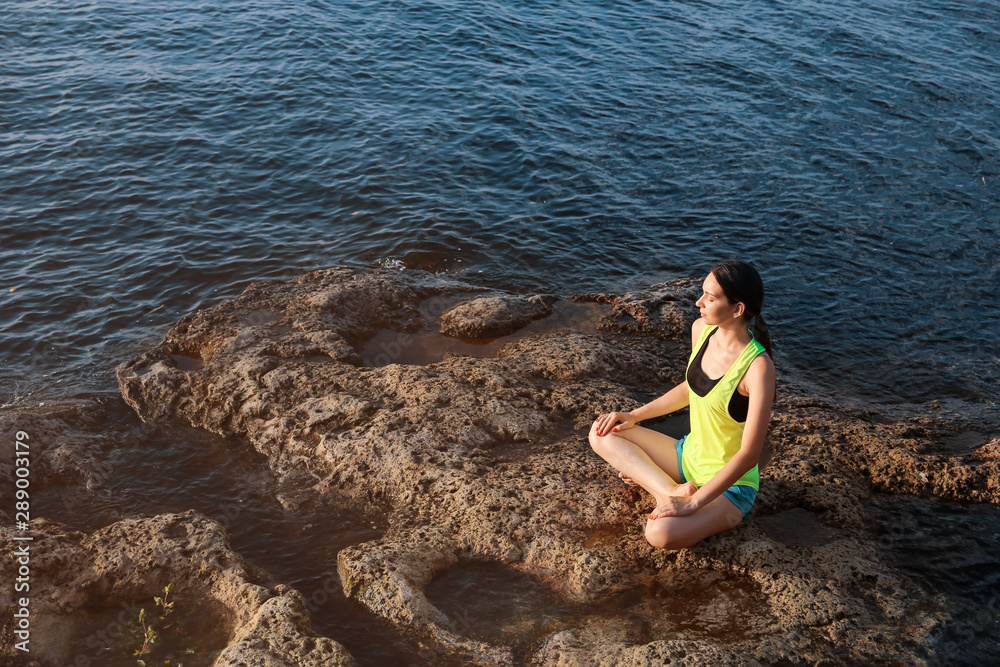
[647,481,699,520]
[617,471,637,486]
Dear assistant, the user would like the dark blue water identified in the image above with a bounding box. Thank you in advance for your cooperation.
[3,3,999,663]
[2,0,999,408]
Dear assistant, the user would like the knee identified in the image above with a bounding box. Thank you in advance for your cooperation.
[588,421,604,454]
[589,422,619,459]
[644,521,682,551]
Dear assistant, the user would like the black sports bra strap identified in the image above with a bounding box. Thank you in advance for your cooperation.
[686,327,750,422]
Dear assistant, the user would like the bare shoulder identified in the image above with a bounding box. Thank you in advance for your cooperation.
[747,352,775,388]
[691,317,708,348]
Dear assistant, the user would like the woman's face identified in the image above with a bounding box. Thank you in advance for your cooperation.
[696,272,743,325]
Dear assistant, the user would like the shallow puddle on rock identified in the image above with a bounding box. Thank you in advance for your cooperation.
[361,297,610,367]
[41,596,229,667]
[524,299,607,335]
[170,352,205,371]
[756,507,843,547]
[641,569,768,643]
[425,561,578,649]
[489,418,586,464]
[425,561,769,657]
[102,431,420,665]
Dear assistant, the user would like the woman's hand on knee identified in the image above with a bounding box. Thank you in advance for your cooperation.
[649,494,699,520]
[593,411,638,437]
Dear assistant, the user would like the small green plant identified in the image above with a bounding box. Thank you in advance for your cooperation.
[135,607,155,664]
[134,583,177,666]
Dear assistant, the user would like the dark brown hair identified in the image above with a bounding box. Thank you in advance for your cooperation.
[711,260,773,359]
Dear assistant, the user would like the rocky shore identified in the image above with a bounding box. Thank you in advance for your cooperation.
[0,512,356,666]
[3,266,997,665]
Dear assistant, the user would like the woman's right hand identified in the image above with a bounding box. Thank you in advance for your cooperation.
[593,411,638,437]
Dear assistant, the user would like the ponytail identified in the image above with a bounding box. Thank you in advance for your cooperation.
[751,314,773,360]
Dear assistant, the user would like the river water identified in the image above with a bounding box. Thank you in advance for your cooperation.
[2,0,999,663]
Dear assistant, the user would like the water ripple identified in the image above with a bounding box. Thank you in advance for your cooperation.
[1,0,998,409]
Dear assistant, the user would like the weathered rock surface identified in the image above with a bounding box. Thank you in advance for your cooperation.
[0,512,356,666]
[0,396,138,528]
[439,294,556,339]
[109,266,997,665]
[216,588,358,666]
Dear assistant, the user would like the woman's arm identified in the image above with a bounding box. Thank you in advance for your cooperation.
[626,317,705,423]
[630,382,691,422]
[652,352,775,517]
[593,382,689,436]
[594,317,706,437]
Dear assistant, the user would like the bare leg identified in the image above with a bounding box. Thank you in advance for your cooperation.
[588,423,696,506]
[644,494,743,550]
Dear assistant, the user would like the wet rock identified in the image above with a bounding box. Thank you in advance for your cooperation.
[112,266,998,665]
[578,278,701,340]
[439,293,556,338]
[0,396,141,528]
[0,512,356,666]
[974,436,1000,462]
[765,397,1000,504]
[339,526,514,666]
[217,587,358,666]
[497,331,676,384]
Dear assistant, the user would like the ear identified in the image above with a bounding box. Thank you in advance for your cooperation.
[733,302,745,318]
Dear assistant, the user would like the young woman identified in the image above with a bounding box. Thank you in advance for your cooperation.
[589,260,775,550]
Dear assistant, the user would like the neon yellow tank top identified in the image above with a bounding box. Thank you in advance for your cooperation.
[681,324,765,490]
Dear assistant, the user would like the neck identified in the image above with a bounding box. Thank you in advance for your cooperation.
[714,318,752,347]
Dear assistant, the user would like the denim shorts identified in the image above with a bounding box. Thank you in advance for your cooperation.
[675,435,757,520]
